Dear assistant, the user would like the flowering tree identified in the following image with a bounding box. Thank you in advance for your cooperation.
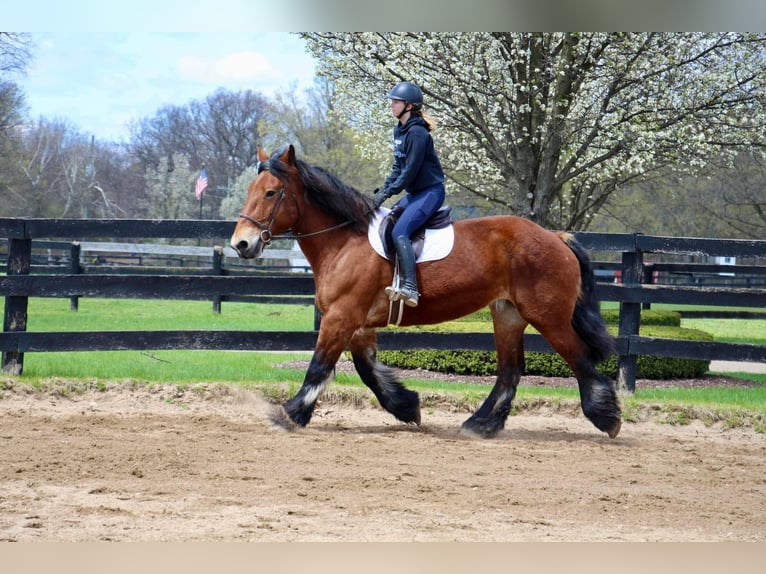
[143,154,199,220]
[301,32,766,230]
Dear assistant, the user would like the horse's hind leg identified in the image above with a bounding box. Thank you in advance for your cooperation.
[461,300,527,439]
[573,356,622,438]
[536,323,622,438]
[349,328,421,424]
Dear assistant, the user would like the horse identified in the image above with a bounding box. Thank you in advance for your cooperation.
[230,144,621,439]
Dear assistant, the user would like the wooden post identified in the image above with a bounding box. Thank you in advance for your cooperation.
[2,237,32,374]
[641,263,654,310]
[616,239,644,393]
[70,241,81,311]
[212,246,223,314]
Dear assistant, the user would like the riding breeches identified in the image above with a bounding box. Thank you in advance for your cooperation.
[391,184,446,240]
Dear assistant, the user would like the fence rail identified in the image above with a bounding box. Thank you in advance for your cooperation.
[2,218,766,391]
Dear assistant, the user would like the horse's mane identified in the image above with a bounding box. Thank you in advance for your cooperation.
[262,147,373,234]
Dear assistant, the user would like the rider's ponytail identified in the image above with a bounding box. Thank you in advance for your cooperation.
[414,110,435,132]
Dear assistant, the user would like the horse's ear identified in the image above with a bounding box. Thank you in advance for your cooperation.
[280,144,296,166]
[257,145,268,163]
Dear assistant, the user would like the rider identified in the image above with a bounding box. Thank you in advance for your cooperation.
[373,81,446,308]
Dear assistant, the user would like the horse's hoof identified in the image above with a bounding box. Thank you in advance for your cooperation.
[269,405,299,431]
[460,418,501,439]
[458,426,485,439]
[394,407,420,426]
[606,419,622,439]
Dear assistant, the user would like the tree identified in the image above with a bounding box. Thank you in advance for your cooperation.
[219,165,257,220]
[0,81,24,136]
[595,151,766,240]
[261,77,381,193]
[0,32,31,134]
[711,153,766,239]
[0,33,32,75]
[0,33,33,205]
[143,153,199,220]
[128,88,273,218]
[301,32,766,230]
[4,117,143,218]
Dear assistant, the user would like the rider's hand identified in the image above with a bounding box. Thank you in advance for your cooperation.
[372,188,389,208]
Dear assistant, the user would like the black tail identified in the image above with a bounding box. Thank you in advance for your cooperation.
[562,234,615,364]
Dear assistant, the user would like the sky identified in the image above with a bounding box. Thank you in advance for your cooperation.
[16,32,317,142]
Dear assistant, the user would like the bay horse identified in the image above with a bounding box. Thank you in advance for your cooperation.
[231,144,621,439]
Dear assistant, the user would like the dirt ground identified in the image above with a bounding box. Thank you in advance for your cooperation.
[1,372,765,542]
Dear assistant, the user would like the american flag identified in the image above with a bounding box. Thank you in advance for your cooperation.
[195,168,208,200]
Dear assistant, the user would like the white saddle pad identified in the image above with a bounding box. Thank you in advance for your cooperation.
[368,207,454,263]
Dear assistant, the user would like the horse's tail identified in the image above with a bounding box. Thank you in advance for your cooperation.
[560,233,616,364]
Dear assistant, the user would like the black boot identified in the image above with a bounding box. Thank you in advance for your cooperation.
[385,235,419,307]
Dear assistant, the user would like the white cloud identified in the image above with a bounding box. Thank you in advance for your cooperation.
[177,51,280,85]
[19,32,316,141]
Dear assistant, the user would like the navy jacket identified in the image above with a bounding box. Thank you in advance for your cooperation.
[382,116,445,197]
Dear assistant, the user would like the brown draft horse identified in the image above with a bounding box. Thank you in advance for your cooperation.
[231,145,622,439]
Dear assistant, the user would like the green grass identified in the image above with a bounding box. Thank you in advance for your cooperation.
[16,298,316,383]
[27,298,316,332]
[682,318,766,345]
[21,349,314,383]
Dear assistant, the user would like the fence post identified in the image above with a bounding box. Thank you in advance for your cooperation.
[70,241,81,311]
[641,263,654,310]
[616,237,643,392]
[212,246,223,314]
[2,237,32,374]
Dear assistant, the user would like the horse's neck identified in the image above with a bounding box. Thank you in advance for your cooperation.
[292,212,352,270]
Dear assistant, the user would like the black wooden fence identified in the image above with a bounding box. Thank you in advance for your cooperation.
[2,218,766,391]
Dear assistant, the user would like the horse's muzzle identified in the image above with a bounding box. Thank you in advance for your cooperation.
[230,235,265,259]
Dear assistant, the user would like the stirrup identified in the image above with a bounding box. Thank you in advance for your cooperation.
[384,285,419,307]
[385,285,401,301]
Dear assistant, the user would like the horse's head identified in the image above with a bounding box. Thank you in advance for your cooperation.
[230,144,300,259]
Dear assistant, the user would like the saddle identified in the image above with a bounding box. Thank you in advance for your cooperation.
[378,205,453,261]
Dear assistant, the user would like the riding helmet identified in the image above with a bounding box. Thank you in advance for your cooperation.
[387,81,423,109]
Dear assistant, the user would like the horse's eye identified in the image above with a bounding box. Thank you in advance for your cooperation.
[265,190,277,199]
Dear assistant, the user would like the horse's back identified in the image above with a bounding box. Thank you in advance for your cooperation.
[449,214,578,273]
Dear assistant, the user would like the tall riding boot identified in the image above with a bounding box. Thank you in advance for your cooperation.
[387,235,419,307]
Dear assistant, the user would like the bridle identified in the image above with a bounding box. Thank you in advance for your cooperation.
[237,183,286,245]
[237,181,355,245]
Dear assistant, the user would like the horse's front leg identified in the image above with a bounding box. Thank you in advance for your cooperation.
[349,328,420,425]
[274,313,351,429]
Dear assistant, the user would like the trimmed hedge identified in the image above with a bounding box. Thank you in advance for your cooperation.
[601,309,681,327]
[378,311,713,380]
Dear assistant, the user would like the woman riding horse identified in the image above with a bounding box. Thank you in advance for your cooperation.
[231,145,621,440]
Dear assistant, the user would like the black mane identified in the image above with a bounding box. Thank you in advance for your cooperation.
[262,147,373,234]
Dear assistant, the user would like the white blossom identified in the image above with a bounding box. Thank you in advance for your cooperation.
[300,32,766,229]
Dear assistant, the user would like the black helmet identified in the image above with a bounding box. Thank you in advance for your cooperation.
[387,81,423,109]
